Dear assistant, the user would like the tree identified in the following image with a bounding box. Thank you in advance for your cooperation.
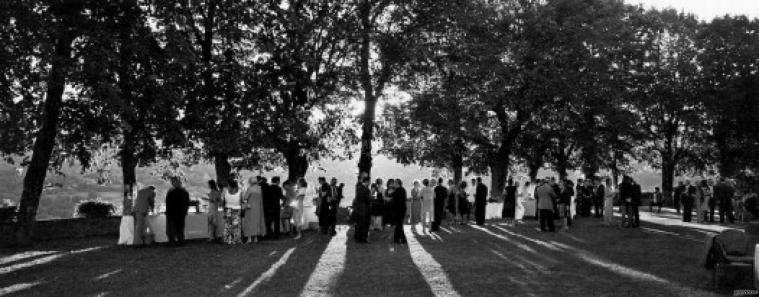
[630,9,705,197]
[699,16,759,177]
[249,1,357,182]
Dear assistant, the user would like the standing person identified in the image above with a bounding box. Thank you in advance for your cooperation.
[714,177,735,224]
[383,179,395,229]
[420,179,435,232]
[317,177,331,234]
[697,180,710,223]
[242,177,266,243]
[603,178,616,226]
[132,185,155,246]
[674,181,685,214]
[575,179,586,217]
[431,178,448,232]
[327,178,343,236]
[282,180,297,235]
[630,179,642,228]
[370,179,385,231]
[618,176,633,227]
[165,177,190,247]
[390,179,408,244]
[457,182,470,225]
[594,178,605,218]
[293,178,308,240]
[475,177,488,225]
[223,180,243,244]
[201,181,223,243]
[502,178,517,222]
[682,180,695,222]
[536,179,557,232]
[515,181,528,224]
[558,179,574,231]
[650,187,663,213]
[410,180,423,226]
[706,179,716,222]
[447,179,458,225]
[354,176,372,243]
[468,178,477,222]
[264,177,284,240]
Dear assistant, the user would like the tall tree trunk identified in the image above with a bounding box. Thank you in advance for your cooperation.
[490,151,510,200]
[15,30,75,246]
[357,0,376,178]
[661,156,676,202]
[284,147,308,183]
[451,152,463,196]
[120,134,137,215]
[118,2,138,215]
[214,152,231,188]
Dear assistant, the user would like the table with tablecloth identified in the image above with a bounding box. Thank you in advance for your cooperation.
[118,213,209,245]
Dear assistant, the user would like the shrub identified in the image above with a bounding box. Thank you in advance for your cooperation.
[74,199,116,219]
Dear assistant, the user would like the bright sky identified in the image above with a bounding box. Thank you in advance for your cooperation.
[627,0,759,20]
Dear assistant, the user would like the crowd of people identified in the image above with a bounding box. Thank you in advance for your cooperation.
[129,172,744,247]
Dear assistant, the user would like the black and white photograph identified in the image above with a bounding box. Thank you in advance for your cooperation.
[2,0,759,296]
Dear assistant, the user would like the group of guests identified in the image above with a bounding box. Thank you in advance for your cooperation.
[673,177,737,224]
[130,174,348,247]
[351,174,490,244]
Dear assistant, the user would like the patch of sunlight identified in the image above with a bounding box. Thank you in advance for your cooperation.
[0,280,44,296]
[490,249,528,271]
[93,292,110,297]
[641,227,701,243]
[405,226,462,297]
[0,246,104,276]
[299,227,347,297]
[0,251,58,266]
[429,232,444,242]
[93,269,122,281]
[439,227,453,234]
[470,225,538,255]
[491,225,562,252]
[222,277,243,291]
[237,247,296,297]
[638,211,734,233]
[268,251,278,256]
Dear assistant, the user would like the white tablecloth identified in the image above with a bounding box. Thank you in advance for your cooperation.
[118,213,209,245]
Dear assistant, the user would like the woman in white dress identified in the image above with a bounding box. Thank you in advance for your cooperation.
[223,180,243,244]
[242,177,267,243]
[420,179,435,232]
[410,180,423,226]
[293,178,308,240]
[603,178,616,226]
[698,180,711,223]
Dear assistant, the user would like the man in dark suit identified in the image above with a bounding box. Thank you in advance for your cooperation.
[328,178,343,236]
[391,179,408,244]
[165,177,190,246]
[264,176,284,239]
[474,177,488,225]
[714,177,735,223]
[132,185,155,246]
[353,177,372,243]
[630,179,642,228]
[431,178,447,232]
[594,178,605,218]
[682,180,696,222]
[317,177,331,235]
[674,181,685,214]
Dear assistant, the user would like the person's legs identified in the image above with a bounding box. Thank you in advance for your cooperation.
[547,210,555,232]
[632,206,639,227]
[539,209,547,231]
[683,201,692,222]
[133,212,146,245]
[674,196,681,214]
[709,200,716,222]
[177,216,186,245]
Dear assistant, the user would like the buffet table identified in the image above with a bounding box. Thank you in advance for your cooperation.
[118,213,209,245]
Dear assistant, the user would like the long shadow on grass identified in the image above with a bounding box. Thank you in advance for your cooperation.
[0,232,332,297]
[331,225,434,297]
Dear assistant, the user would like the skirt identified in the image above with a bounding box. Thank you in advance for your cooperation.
[207,209,223,239]
[224,209,242,244]
[410,199,422,224]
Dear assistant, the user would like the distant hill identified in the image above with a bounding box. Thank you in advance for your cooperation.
[0,155,666,220]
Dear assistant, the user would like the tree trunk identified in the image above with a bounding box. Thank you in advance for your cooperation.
[15,30,75,246]
[214,152,231,188]
[357,1,376,178]
[284,148,308,183]
[120,138,137,215]
[118,3,137,216]
[490,152,510,201]
[451,152,463,196]
[661,157,676,202]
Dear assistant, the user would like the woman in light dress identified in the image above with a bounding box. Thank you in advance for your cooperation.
[515,181,529,224]
[698,180,711,223]
[242,177,267,243]
[420,179,435,232]
[203,180,223,242]
[603,178,617,226]
[223,180,243,244]
[293,178,308,240]
[410,180,423,226]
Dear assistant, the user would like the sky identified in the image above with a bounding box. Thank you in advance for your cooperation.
[627,0,759,20]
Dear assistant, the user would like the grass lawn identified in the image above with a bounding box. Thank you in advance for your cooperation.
[0,208,749,297]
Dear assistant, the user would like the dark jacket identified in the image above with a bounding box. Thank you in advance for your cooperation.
[166,187,190,218]
[264,184,284,213]
[354,183,372,217]
[475,183,488,205]
[391,187,408,223]
[434,185,448,214]
[631,183,642,206]
[559,186,574,205]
